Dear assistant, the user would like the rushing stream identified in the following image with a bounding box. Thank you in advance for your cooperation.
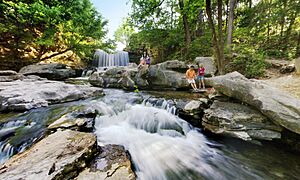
[0,89,300,179]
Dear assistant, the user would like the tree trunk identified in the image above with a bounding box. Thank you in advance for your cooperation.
[296,32,300,58]
[217,0,225,74]
[206,0,225,75]
[226,0,235,51]
[280,0,287,37]
[196,9,204,37]
[179,0,191,47]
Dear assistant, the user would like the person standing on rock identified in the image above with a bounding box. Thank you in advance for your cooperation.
[186,66,198,91]
[197,63,205,89]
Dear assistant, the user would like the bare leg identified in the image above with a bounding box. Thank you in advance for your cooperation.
[191,83,197,90]
[201,79,205,89]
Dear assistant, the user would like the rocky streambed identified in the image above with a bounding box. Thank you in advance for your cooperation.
[0,61,300,179]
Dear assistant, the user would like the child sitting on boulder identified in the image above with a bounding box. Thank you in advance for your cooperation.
[186,66,197,91]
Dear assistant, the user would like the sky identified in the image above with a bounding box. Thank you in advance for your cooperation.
[91,0,131,50]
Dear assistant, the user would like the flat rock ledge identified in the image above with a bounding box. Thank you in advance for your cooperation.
[203,101,282,141]
[0,78,103,112]
[205,72,300,135]
[0,130,98,180]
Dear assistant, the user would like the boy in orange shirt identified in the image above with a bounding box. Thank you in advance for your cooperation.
[186,66,198,90]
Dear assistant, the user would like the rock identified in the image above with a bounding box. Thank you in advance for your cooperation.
[280,64,295,74]
[295,57,300,75]
[0,70,18,76]
[89,72,105,87]
[156,60,187,72]
[0,70,24,82]
[203,101,282,141]
[76,144,135,180]
[19,63,76,80]
[205,72,300,135]
[0,130,98,180]
[194,57,217,76]
[0,79,103,112]
[184,100,202,111]
[148,66,189,90]
[88,60,190,90]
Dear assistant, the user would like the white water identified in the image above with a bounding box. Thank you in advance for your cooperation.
[93,49,129,67]
[94,102,243,180]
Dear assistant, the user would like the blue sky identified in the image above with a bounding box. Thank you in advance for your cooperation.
[91,0,131,40]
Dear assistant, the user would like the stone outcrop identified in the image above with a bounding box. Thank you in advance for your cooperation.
[0,130,98,180]
[0,70,24,82]
[194,57,217,76]
[0,78,103,112]
[19,63,76,80]
[203,101,282,141]
[205,72,300,135]
[89,60,190,90]
[76,145,136,180]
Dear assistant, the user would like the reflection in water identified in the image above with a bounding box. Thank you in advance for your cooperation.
[0,89,299,179]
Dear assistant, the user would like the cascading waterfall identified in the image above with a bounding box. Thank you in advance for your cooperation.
[94,92,262,180]
[93,49,129,67]
[1,89,300,179]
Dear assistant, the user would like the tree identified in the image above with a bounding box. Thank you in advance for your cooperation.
[206,0,225,74]
[227,0,236,50]
[0,0,111,70]
[114,18,136,48]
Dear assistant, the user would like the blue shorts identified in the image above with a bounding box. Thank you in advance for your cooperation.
[197,76,204,80]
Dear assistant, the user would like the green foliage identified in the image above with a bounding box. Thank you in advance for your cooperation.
[114,18,136,47]
[0,0,112,69]
[229,46,267,78]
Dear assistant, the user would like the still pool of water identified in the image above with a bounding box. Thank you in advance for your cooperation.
[0,89,299,179]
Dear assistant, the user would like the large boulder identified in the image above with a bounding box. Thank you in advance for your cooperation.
[194,57,217,76]
[0,78,103,112]
[203,101,282,141]
[295,57,300,75]
[0,130,98,180]
[148,65,189,90]
[89,72,105,87]
[88,60,191,90]
[76,145,136,180]
[0,70,24,82]
[19,63,76,80]
[155,60,187,72]
[205,72,300,135]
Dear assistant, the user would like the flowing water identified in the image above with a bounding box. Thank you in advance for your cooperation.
[0,89,300,179]
[93,49,129,67]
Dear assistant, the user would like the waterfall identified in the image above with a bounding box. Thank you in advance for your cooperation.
[93,49,129,67]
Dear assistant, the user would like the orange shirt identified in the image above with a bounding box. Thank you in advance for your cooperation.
[186,69,196,80]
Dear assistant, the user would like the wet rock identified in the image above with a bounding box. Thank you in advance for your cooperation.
[76,144,135,180]
[48,101,108,132]
[205,72,300,135]
[0,70,24,82]
[0,79,103,112]
[203,101,282,141]
[179,98,210,127]
[19,63,76,80]
[89,72,104,87]
[0,130,98,180]
[194,57,217,76]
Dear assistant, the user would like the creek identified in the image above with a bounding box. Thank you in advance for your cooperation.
[0,89,299,179]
